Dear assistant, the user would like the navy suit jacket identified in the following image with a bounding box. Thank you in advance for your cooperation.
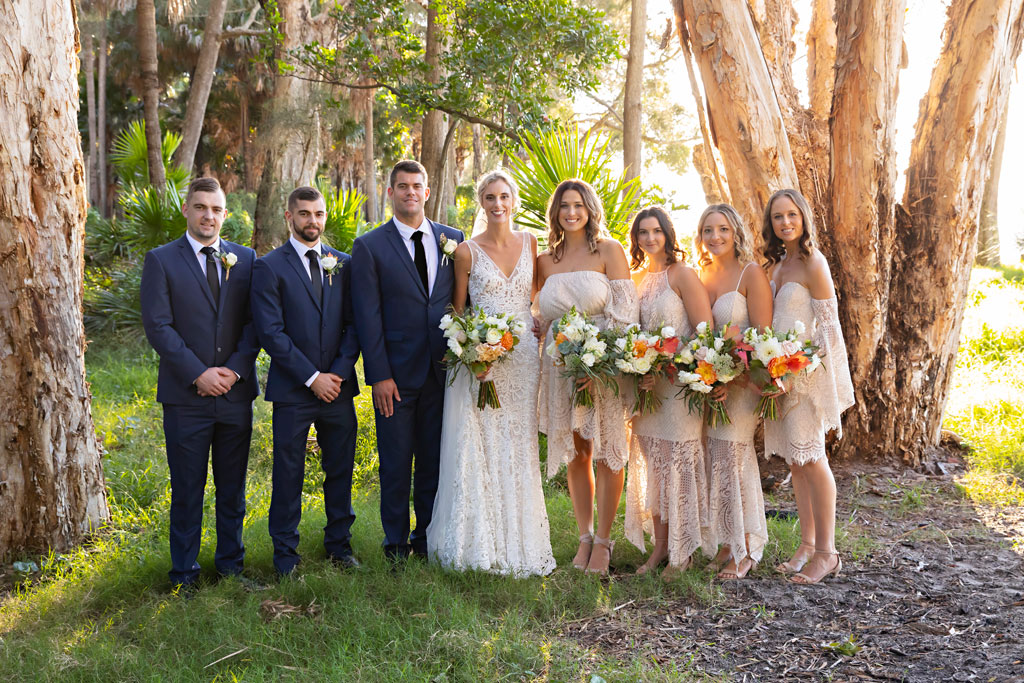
[141,235,260,405]
[351,218,463,390]
[251,242,360,404]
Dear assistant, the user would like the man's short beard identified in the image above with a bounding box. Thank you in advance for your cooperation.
[291,221,322,243]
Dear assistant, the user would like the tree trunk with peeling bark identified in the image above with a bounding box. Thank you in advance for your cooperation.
[0,0,110,560]
[675,0,1024,464]
[136,0,166,190]
[977,97,1008,267]
[83,30,98,207]
[622,0,647,183]
[421,3,447,221]
[251,0,322,254]
[175,0,228,175]
[363,87,377,224]
[97,6,108,216]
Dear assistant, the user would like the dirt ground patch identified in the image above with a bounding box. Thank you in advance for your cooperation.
[566,464,1024,681]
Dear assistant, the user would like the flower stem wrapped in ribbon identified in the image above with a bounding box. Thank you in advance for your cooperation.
[737,323,821,420]
[439,306,525,409]
[215,251,238,280]
[546,306,619,408]
[673,321,744,427]
[611,322,681,415]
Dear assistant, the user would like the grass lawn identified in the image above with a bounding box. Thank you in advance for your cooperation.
[1,267,1021,680]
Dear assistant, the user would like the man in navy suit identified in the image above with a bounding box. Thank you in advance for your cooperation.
[351,160,464,561]
[141,176,260,588]
[251,186,361,575]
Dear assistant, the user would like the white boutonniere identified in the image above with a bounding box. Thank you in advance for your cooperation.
[439,234,458,266]
[215,251,238,280]
[321,253,342,285]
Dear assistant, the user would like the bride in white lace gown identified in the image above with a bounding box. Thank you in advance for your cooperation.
[426,170,555,576]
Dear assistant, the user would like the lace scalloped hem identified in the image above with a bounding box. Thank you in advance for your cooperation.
[431,552,556,578]
[705,436,767,565]
[766,443,827,466]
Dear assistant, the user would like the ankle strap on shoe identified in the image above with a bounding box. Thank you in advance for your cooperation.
[593,535,611,547]
[579,533,594,543]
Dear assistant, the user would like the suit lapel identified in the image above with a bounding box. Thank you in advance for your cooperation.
[284,243,323,313]
[216,240,233,312]
[177,235,216,310]
[383,220,428,298]
[321,245,337,313]
[430,221,453,299]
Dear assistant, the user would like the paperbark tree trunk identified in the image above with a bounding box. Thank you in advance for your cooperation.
[421,3,447,222]
[97,6,108,216]
[83,30,99,207]
[363,87,377,224]
[674,0,801,236]
[977,96,1009,267]
[675,0,1024,465]
[136,0,166,190]
[0,0,110,560]
[175,0,228,175]
[622,0,647,183]
[251,0,322,254]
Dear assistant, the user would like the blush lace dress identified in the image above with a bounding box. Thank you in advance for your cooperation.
[426,236,556,576]
[764,281,854,464]
[537,271,638,478]
[624,270,713,565]
[705,264,768,566]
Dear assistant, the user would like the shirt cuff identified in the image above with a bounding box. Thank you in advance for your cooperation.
[305,371,320,387]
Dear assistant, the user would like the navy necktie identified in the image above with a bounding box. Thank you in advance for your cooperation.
[200,246,220,302]
[306,249,322,304]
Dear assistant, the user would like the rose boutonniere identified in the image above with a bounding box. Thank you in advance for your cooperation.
[215,251,238,280]
[439,234,458,266]
[321,253,342,285]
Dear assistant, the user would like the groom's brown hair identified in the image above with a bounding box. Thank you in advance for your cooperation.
[389,160,428,187]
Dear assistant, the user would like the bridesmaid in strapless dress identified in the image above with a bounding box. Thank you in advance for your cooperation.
[695,204,773,580]
[623,207,715,580]
[760,189,854,585]
[536,179,638,577]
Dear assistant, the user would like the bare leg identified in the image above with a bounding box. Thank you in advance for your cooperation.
[635,514,669,575]
[777,464,817,573]
[791,458,840,583]
[586,459,625,574]
[567,432,595,569]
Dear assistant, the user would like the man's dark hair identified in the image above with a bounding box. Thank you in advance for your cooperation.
[287,185,324,212]
[186,176,223,202]
[389,160,428,188]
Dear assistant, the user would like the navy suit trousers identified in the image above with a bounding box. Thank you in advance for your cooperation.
[269,397,358,574]
[376,371,444,556]
[163,400,252,585]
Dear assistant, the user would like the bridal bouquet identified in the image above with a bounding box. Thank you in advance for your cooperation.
[611,323,682,415]
[546,307,618,408]
[673,321,744,427]
[439,306,526,409]
[737,323,821,420]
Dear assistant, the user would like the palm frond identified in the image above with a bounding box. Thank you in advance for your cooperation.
[317,177,371,254]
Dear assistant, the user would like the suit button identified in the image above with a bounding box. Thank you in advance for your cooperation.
[217,347,222,352]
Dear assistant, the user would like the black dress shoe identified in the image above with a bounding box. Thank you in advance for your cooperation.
[330,554,363,570]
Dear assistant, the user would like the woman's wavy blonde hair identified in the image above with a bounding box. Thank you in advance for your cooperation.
[546,178,608,262]
[694,203,755,268]
[476,169,521,212]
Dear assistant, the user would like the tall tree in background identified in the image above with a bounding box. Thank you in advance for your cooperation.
[977,97,1009,266]
[175,0,229,174]
[421,2,448,221]
[0,0,109,558]
[622,0,647,182]
[136,0,167,191]
[675,0,1024,464]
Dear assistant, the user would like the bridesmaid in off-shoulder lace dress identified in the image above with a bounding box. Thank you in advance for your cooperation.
[623,207,715,580]
[536,179,638,577]
[696,204,773,580]
[760,189,854,585]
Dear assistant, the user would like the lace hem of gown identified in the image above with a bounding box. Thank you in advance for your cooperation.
[625,434,713,565]
[705,436,767,565]
[790,296,854,437]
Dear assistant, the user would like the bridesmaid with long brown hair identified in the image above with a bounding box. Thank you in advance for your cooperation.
[536,179,638,576]
[760,189,854,584]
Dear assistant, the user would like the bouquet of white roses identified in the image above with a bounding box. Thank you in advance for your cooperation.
[736,323,820,420]
[611,323,682,415]
[546,306,619,408]
[440,306,526,409]
[673,321,744,427]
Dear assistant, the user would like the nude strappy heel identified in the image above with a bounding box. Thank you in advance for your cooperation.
[572,533,594,571]
[585,536,615,577]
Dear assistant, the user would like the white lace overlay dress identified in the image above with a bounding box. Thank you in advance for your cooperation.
[764,282,855,465]
[624,271,713,565]
[427,237,556,577]
[706,287,767,565]
[537,271,639,478]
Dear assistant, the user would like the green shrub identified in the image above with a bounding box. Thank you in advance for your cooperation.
[316,177,371,253]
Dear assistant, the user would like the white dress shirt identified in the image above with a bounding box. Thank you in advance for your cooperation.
[186,232,223,281]
[287,236,327,388]
[393,216,438,294]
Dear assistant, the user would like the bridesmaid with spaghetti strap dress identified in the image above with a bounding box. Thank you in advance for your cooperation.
[695,204,773,580]
[760,189,854,585]
[536,179,638,577]
[623,207,715,580]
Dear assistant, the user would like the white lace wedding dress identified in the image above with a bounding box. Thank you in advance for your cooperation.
[426,235,556,576]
